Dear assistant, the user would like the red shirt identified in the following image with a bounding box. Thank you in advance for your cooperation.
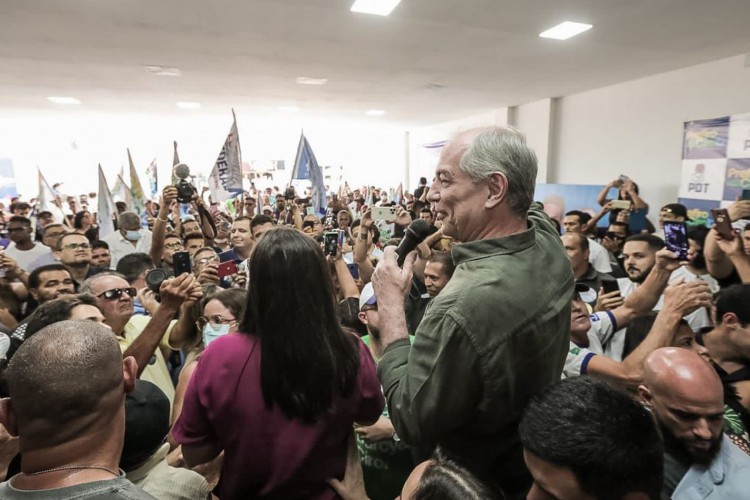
[173,332,384,499]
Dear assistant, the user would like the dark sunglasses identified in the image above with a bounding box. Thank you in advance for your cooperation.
[605,232,626,240]
[97,287,137,300]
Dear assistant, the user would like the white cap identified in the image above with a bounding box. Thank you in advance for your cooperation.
[359,283,377,311]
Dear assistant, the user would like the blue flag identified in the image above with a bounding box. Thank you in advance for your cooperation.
[292,133,326,216]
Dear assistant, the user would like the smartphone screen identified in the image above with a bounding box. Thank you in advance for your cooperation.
[324,232,339,256]
[173,251,192,276]
[347,263,360,280]
[601,280,620,295]
[663,222,688,260]
[742,189,750,201]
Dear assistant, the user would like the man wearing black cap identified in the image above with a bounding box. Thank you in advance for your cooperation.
[657,203,689,239]
[122,381,210,500]
[564,249,710,388]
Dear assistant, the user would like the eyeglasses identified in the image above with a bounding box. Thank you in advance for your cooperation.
[605,232,626,241]
[97,287,137,300]
[63,242,91,250]
[196,255,220,266]
[196,315,237,330]
[164,242,184,250]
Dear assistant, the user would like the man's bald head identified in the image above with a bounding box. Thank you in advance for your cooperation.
[642,347,722,399]
[640,348,724,465]
[5,321,129,451]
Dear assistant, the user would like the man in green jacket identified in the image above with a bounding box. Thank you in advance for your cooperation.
[372,127,573,498]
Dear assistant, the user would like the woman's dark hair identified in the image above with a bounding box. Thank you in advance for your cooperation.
[73,210,90,230]
[204,288,246,321]
[412,448,504,500]
[239,227,359,421]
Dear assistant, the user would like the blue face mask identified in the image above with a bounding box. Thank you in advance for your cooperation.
[203,324,231,347]
[125,230,141,241]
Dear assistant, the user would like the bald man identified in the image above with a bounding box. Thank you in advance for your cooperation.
[0,321,154,498]
[638,348,750,499]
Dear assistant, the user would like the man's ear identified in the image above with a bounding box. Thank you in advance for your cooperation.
[54,251,62,262]
[485,172,508,209]
[637,385,653,407]
[357,312,368,326]
[29,288,39,301]
[0,398,18,437]
[122,357,138,394]
[722,312,739,327]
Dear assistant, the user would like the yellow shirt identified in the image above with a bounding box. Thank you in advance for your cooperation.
[119,315,177,410]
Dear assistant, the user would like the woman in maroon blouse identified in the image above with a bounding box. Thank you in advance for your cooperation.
[173,227,384,499]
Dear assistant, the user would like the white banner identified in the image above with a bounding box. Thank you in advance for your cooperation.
[208,112,243,202]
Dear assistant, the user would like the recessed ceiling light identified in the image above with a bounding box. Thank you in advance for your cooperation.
[176,101,201,110]
[539,21,592,40]
[47,96,81,105]
[296,76,328,85]
[279,106,299,113]
[145,65,182,76]
[351,0,401,16]
[366,109,386,116]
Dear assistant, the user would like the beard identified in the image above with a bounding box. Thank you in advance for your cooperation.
[658,419,722,466]
[367,324,380,340]
[628,264,653,284]
[692,252,707,270]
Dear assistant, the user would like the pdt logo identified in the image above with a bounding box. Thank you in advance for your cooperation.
[689,163,710,193]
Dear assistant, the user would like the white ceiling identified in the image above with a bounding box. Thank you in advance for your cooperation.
[2,0,750,126]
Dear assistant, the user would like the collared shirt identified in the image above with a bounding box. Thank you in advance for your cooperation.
[378,203,573,497]
[102,229,153,269]
[126,444,211,500]
[119,316,177,410]
[670,434,750,499]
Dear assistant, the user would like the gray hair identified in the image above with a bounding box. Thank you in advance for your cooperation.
[458,127,538,215]
[118,211,141,230]
[79,271,128,295]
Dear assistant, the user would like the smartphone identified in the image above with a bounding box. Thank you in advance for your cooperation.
[711,208,734,240]
[372,206,397,221]
[306,207,316,216]
[173,251,192,276]
[347,262,360,280]
[663,222,689,260]
[217,260,238,279]
[601,280,620,295]
[610,200,631,210]
[218,250,237,263]
[741,189,750,201]
[324,231,339,256]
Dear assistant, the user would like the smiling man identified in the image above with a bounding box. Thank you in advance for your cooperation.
[372,127,573,497]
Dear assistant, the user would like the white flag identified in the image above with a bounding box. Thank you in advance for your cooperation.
[97,165,117,238]
[208,110,243,202]
[37,168,67,225]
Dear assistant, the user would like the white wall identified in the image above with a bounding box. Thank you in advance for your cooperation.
[550,54,750,212]
[510,99,552,183]
[0,111,406,200]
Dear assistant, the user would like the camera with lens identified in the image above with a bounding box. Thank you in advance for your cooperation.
[173,163,197,203]
[284,186,296,201]
[145,268,169,302]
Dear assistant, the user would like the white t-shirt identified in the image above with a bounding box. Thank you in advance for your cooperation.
[563,311,618,379]
[588,238,613,274]
[4,242,55,272]
[604,273,712,361]
[669,265,720,294]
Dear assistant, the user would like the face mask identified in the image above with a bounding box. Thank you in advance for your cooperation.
[125,230,141,241]
[203,324,231,347]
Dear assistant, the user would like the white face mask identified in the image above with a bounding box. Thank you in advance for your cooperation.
[125,230,141,241]
[202,323,231,347]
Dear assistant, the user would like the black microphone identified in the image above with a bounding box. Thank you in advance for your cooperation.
[395,219,432,267]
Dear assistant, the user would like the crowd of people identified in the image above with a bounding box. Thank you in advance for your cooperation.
[0,126,747,499]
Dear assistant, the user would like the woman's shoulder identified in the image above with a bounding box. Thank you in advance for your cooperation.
[202,333,258,359]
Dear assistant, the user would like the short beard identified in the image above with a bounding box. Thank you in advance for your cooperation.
[629,265,653,284]
[367,325,380,340]
[659,419,722,466]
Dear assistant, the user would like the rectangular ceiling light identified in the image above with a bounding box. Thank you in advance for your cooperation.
[47,96,81,105]
[539,21,592,40]
[296,76,328,85]
[351,0,402,16]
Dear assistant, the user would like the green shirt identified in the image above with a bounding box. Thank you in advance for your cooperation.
[377,203,573,496]
[357,335,414,500]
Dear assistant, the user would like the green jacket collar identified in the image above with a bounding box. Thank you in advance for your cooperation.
[452,220,536,265]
